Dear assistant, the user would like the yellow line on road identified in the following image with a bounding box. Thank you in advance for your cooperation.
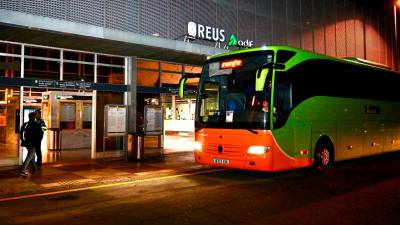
[0,168,227,203]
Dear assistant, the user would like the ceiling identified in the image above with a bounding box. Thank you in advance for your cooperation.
[0,23,208,65]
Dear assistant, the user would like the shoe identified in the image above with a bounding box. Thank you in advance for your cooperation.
[20,171,29,177]
[32,164,41,172]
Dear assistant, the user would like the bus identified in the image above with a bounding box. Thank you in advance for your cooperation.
[179,46,400,173]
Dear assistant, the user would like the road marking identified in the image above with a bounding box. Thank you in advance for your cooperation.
[0,168,227,202]
[41,178,95,188]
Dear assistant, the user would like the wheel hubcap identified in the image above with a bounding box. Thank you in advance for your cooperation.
[320,148,330,166]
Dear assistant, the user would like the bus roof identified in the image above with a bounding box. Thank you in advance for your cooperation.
[208,45,397,74]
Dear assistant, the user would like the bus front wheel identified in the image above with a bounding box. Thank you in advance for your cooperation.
[313,141,334,173]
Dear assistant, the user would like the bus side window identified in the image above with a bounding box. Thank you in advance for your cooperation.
[274,81,293,129]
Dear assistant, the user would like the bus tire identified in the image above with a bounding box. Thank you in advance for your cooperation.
[313,139,334,174]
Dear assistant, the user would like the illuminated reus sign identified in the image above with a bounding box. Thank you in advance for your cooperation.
[187,21,226,42]
[186,22,254,49]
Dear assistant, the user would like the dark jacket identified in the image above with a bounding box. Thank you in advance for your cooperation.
[21,120,42,148]
[36,118,47,140]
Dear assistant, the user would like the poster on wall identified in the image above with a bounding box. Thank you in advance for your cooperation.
[105,105,127,136]
[144,106,162,135]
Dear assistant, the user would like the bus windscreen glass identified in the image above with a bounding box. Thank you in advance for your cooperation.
[196,51,274,129]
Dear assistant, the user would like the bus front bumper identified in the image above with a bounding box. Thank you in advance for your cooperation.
[194,150,274,172]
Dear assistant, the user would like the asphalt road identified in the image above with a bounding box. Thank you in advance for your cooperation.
[1,152,400,225]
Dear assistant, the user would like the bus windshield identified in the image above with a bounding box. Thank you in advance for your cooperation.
[196,51,274,130]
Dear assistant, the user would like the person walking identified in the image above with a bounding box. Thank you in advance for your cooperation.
[20,112,42,177]
[34,109,47,170]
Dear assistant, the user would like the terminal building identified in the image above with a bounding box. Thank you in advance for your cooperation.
[0,0,397,166]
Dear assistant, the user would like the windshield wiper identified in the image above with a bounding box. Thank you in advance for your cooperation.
[246,128,258,135]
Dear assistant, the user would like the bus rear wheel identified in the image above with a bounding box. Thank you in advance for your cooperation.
[314,143,333,174]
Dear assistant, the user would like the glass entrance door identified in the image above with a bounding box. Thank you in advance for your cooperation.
[162,95,196,153]
[22,89,94,163]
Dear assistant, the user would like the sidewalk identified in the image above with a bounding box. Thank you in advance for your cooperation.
[0,151,210,199]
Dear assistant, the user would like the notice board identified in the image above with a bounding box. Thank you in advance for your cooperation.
[144,105,162,135]
[105,104,127,136]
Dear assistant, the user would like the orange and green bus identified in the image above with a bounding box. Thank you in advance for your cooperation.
[180,46,400,172]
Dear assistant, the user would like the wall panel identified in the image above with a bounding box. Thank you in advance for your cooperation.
[255,0,272,45]
[238,0,255,41]
[300,0,314,51]
[345,0,356,57]
[139,0,169,38]
[169,0,193,40]
[0,0,396,70]
[336,0,347,58]
[313,0,325,54]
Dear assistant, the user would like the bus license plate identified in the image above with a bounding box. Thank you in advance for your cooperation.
[213,158,229,165]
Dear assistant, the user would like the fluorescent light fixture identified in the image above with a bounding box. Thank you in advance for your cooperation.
[247,146,271,155]
[58,96,73,100]
[24,99,38,103]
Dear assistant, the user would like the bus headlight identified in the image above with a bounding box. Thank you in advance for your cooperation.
[193,142,203,152]
[247,146,271,155]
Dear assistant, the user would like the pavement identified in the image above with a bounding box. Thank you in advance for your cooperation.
[0,151,210,200]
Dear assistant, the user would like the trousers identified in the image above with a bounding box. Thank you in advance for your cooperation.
[21,147,37,172]
[35,145,42,167]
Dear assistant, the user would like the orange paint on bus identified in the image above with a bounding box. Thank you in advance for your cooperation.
[194,129,313,172]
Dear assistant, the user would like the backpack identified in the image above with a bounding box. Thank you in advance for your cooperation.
[19,122,29,147]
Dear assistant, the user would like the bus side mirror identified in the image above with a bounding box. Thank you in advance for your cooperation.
[178,73,201,97]
[178,77,187,98]
[255,68,269,91]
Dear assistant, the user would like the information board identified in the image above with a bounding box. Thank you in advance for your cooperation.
[33,79,93,90]
[60,103,76,122]
[36,79,55,88]
[83,104,92,122]
[58,81,77,89]
[105,105,127,135]
[144,106,162,135]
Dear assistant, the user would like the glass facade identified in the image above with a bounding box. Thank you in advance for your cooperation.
[97,55,125,84]
[137,59,160,87]
[0,40,128,165]
[0,87,20,160]
[63,51,95,82]
[0,40,202,164]
[24,46,60,79]
[137,59,202,88]
[136,59,202,153]
[0,42,21,78]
